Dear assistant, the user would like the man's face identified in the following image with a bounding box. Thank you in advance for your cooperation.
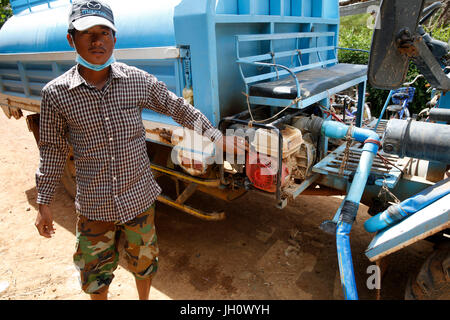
[67,25,116,65]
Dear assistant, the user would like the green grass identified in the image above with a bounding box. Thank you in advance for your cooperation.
[338,13,449,117]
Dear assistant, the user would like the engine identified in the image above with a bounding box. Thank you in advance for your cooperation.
[246,124,317,193]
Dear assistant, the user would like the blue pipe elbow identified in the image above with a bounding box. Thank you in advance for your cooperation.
[321,120,380,154]
[321,121,349,139]
[320,120,381,300]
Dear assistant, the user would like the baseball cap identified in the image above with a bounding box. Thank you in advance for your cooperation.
[68,0,117,32]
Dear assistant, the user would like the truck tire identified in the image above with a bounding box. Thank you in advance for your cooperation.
[405,242,450,300]
[61,146,76,199]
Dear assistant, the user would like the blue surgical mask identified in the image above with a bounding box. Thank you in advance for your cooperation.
[76,54,116,72]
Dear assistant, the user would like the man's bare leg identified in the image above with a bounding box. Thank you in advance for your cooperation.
[135,278,152,300]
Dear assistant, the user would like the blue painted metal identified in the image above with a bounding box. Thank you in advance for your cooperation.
[247,76,367,108]
[373,165,402,189]
[355,81,366,127]
[436,90,450,109]
[337,47,370,54]
[0,0,348,129]
[374,90,394,131]
[313,143,347,175]
[366,193,450,262]
[3,0,180,53]
[320,120,381,300]
[0,58,184,104]
[313,143,403,192]
[214,15,339,24]
[0,0,186,129]
[242,58,338,84]
[365,177,450,233]
[1,3,447,303]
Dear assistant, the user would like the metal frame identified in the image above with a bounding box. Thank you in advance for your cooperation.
[0,47,183,62]
[313,143,405,190]
[235,30,368,129]
[0,47,186,110]
[236,31,339,110]
[218,116,284,207]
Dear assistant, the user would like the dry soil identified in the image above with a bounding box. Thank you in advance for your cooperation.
[0,112,434,300]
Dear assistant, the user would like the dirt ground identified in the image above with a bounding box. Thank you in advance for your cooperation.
[0,111,434,300]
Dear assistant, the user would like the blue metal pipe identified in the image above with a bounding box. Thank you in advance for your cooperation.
[337,47,370,54]
[321,120,380,300]
[336,219,358,299]
[365,177,450,233]
[374,90,394,131]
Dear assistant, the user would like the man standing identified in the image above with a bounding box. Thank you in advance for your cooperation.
[34,0,231,300]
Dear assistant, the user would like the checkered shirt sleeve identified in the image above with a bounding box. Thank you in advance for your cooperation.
[36,89,70,205]
[144,73,223,143]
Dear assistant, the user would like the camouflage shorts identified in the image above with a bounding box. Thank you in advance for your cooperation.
[73,204,159,295]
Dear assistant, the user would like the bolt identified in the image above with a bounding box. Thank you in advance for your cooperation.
[384,144,394,152]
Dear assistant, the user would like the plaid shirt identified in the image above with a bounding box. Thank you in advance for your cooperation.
[36,62,222,223]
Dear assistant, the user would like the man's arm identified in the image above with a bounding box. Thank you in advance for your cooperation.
[144,75,247,155]
[35,90,69,238]
[144,76,222,143]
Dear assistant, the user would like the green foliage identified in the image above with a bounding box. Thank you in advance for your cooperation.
[338,12,449,117]
[0,0,12,29]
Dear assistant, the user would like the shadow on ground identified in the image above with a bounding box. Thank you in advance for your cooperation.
[24,181,431,300]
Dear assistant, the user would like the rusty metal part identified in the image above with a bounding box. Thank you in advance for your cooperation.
[284,133,316,183]
[397,44,420,57]
[145,128,177,145]
[26,113,40,143]
[396,30,420,58]
[157,194,225,221]
[1,105,23,119]
[410,37,450,91]
[150,163,221,187]
[175,183,198,204]
[0,93,41,114]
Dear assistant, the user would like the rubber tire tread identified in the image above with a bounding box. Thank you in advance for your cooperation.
[405,242,450,300]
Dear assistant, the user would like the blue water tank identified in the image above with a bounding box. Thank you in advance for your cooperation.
[0,0,182,54]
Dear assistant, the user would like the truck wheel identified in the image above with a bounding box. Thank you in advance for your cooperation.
[61,146,76,199]
[405,242,450,300]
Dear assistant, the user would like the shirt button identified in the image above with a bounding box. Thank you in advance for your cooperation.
[105,117,109,121]
[109,137,113,141]
[111,156,115,161]
[113,176,117,181]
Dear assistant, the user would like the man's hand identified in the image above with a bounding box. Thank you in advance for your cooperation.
[35,204,55,238]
